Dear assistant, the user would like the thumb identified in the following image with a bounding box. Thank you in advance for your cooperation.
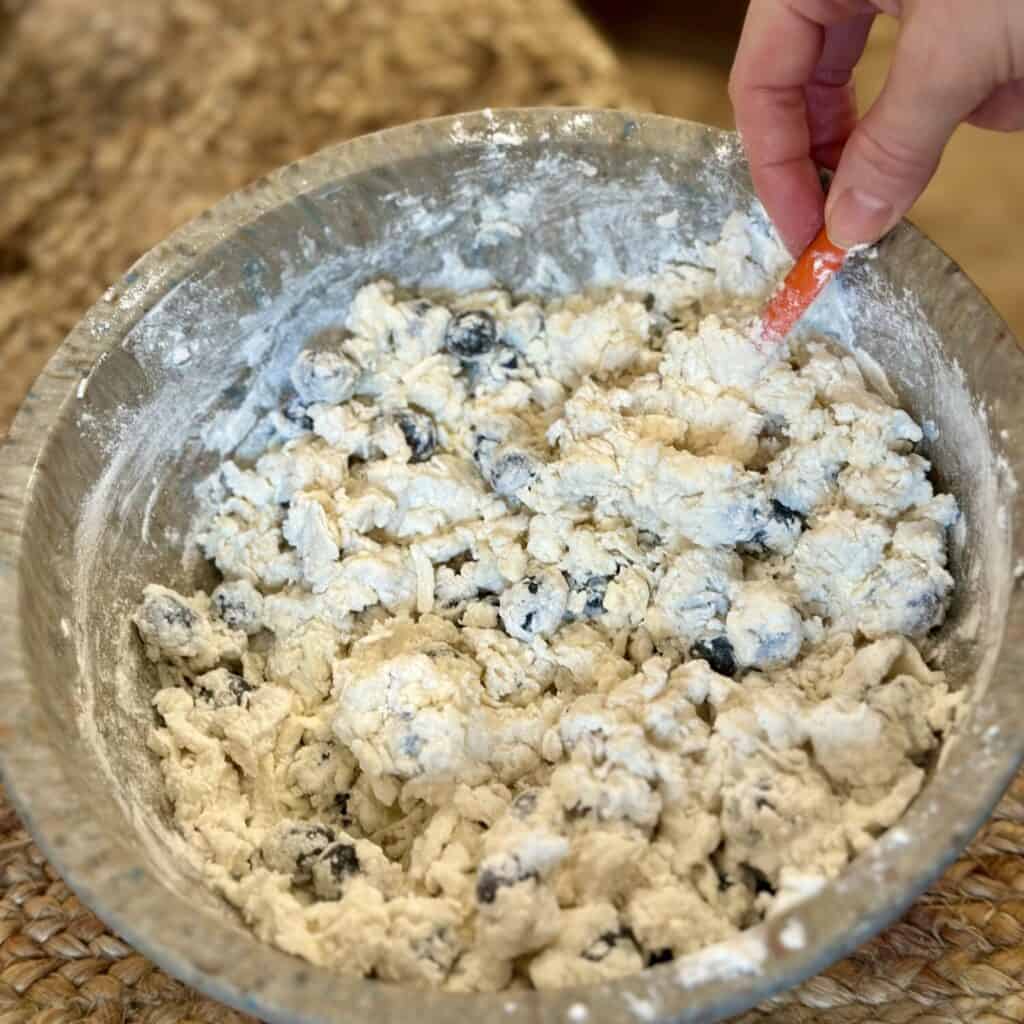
[825,25,991,249]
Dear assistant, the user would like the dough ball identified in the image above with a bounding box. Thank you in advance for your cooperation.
[499,569,569,641]
[726,583,803,670]
[290,348,359,405]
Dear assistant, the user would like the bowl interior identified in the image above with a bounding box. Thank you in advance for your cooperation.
[4,110,1024,1024]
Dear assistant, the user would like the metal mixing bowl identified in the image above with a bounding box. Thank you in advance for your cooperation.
[1,109,1023,1024]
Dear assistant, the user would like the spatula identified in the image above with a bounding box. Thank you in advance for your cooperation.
[760,226,847,345]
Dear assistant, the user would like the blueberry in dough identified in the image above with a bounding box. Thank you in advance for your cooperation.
[290,349,359,405]
[412,926,461,974]
[726,583,803,670]
[743,500,806,556]
[637,530,662,551]
[211,579,264,634]
[135,588,198,652]
[195,670,255,708]
[770,499,805,529]
[471,433,497,466]
[475,860,535,904]
[581,575,609,617]
[311,840,361,900]
[486,449,539,496]
[499,569,569,641]
[225,673,255,705]
[690,636,737,678]
[282,396,314,432]
[646,948,674,966]
[444,310,497,359]
[261,821,336,883]
[333,792,352,824]
[400,733,425,758]
[475,868,506,904]
[395,409,437,463]
[510,789,539,818]
[906,586,943,633]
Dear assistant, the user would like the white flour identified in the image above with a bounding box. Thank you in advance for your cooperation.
[129,213,962,990]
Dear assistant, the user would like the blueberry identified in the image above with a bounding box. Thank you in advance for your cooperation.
[637,530,662,551]
[333,791,351,821]
[770,500,805,529]
[743,500,806,556]
[194,667,254,708]
[905,586,943,634]
[749,866,776,897]
[396,409,437,463]
[312,840,361,900]
[445,310,497,359]
[760,415,788,441]
[475,862,534,904]
[486,449,538,497]
[499,351,519,369]
[511,790,539,818]
[565,800,594,820]
[322,842,359,878]
[261,822,336,883]
[400,733,425,758]
[211,580,264,635]
[293,825,335,875]
[282,396,314,431]
[196,670,255,708]
[472,433,498,464]
[691,636,737,678]
[499,570,568,641]
[290,349,358,405]
[411,926,460,974]
[646,948,674,966]
[226,673,255,705]
[475,868,504,905]
[580,575,609,617]
[135,587,199,654]
[143,591,195,631]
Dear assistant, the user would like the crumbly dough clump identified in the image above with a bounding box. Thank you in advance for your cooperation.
[135,217,961,990]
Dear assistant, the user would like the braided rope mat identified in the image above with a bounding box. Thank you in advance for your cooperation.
[3,2,1024,1021]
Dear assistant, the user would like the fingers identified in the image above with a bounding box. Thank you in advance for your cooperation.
[806,14,876,170]
[968,80,1024,131]
[826,9,997,248]
[729,0,876,256]
[729,0,823,254]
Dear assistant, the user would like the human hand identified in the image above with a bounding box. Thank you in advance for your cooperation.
[729,0,1024,255]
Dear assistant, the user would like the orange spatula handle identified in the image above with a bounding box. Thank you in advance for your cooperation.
[761,227,847,344]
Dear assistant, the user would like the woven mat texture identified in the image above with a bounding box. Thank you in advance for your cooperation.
[3,2,1024,1022]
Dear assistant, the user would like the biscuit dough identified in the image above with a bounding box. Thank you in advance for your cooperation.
[135,217,961,990]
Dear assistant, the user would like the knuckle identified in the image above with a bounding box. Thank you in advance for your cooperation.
[853,124,935,182]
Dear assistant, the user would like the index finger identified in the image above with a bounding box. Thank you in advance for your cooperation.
[729,0,871,255]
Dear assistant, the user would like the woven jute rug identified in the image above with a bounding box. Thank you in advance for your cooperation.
[3,2,1024,1022]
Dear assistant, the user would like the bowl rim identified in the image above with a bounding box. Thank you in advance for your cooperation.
[1,107,1023,1024]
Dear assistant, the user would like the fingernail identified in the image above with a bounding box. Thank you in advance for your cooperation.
[825,188,894,249]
